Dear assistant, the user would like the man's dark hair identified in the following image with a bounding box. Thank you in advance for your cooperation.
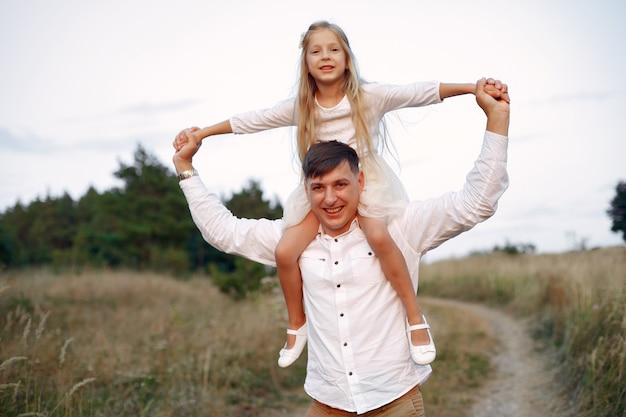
[302,141,360,179]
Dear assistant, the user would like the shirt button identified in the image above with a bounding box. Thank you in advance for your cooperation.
[334,260,339,265]
[348,371,353,376]
[340,313,344,317]
[368,251,373,256]
[334,238,338,242]
[343,342,348,347]
[336,284,341,288]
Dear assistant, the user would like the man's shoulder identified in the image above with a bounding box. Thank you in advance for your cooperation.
[387,201,428,247]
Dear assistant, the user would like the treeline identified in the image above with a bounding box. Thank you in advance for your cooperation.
[0,145,283,281]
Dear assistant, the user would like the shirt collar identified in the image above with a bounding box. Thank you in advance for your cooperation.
[319,217,360,240]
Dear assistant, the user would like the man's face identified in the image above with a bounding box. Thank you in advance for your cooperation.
[305,160,363,237]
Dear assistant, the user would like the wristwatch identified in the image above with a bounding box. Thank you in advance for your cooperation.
[177,169,198,182]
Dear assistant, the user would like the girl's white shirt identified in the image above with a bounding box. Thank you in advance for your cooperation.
[230,81,442,226]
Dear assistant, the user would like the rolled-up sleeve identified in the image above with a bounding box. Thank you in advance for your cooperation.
[180,176,283,267]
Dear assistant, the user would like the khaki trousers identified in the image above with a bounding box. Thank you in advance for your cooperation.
[307,385,425,417]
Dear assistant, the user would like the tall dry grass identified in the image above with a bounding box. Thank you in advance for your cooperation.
[0,270,309,416]
[420,246,626,417]
[1,246,622,416]
[0,268,501,417]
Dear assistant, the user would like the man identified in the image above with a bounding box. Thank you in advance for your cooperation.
[173,77,510,416]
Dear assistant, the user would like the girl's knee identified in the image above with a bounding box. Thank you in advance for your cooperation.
[275,240,298,266]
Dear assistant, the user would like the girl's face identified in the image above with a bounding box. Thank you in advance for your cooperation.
[305,28,348,87]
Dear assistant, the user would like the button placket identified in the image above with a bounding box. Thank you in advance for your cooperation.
[330,234,355,384]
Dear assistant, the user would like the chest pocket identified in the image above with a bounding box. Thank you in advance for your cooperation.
[299,239,384,286]
[300,246,332,285]
[346,241,384,285]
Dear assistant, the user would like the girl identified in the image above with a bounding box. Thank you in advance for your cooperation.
[175,21,505,368]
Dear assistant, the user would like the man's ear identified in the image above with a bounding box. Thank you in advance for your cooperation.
[358,170,364,194]
[304,180,311,202]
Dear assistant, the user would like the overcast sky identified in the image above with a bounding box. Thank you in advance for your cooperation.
[1,0,624,261]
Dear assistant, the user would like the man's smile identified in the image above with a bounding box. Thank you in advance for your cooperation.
[324,206,342,214]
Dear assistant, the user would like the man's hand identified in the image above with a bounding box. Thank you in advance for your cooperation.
[483,78,510,104]
[172,127,202,174]
[173,126,200,151]
[476,78,510,136]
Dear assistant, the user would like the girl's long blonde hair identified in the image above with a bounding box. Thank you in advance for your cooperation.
[296,21,373,163]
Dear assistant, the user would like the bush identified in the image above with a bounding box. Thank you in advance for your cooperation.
[210,258,273,300]
[149,247,190,277]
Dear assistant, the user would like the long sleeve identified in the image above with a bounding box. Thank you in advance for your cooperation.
[394,131,509,257]
[179,176,283,267]
[364,80,442,114]
[229,98,297,134]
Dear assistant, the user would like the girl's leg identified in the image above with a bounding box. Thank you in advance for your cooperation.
[274,212,319,357]
[358,216,433,351]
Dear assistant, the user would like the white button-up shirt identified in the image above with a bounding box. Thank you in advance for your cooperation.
[300,220,430,413]
[180,131,509,414]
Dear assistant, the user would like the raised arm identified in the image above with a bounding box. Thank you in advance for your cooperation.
[172,130,282,266]
[399,78,511,255]
[440,79,510,103]
[439,83,475,99]
[173,120,232,151]
[173,98,297,151]
[195,120,233,139]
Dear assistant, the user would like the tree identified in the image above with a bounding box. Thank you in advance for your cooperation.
[607,180,626,242]
[0,144,285,276]
[0,194,78,267]
[105,144,197,269]
[225,179,283,219]
[30,193,78,266]
[0,203,29,267]
[207,179,283,298]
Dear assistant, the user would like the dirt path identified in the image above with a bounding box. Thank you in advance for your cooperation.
[426,298,571,417]
[275,298,571,417]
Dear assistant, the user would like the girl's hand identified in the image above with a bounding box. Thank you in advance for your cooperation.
[173,126,200,151]
[483,78,510,104]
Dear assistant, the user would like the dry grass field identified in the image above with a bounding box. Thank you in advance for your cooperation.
[420,246,626,417]
[0,270,496,417]
[0,270,308,416]
[0,246,624,416]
